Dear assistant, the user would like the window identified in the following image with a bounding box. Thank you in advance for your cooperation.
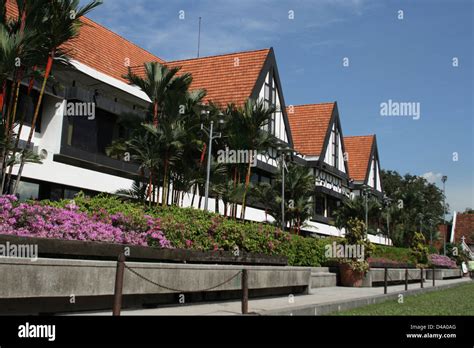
[314,194,325,217]
[66,104,122,155]
[16,181,40,201]
[260,175,270,184]
[331,125,339,169]
[17,85,42,133]
[327,196,339,218]
[250,173,259,184]
[263,72,277,135]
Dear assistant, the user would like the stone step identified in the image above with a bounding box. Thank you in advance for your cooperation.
[310,267,331,273]
[310,272,337,288]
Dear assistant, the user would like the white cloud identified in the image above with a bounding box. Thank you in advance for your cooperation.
[421,171,443,184]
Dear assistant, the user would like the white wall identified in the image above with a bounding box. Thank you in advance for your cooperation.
[12,94,134,194]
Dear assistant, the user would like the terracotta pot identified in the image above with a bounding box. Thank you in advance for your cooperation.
[339,263,365,287]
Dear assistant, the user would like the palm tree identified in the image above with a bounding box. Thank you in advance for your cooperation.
[333,195,382,232]
[0,1,46,193]
[115,179,147,204]
[124,61,192,127]
[13,0,102,195]
[227,99,277,218]
[252,162,313,233]
[251,181,274,222]
[111,68,205,207]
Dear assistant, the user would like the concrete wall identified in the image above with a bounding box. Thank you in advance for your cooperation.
[0,257,311,299]
[425,268,462,280]
[362,268,424,287]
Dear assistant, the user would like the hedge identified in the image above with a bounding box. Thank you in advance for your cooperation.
[44,194,332,267]
[371,244,416,264]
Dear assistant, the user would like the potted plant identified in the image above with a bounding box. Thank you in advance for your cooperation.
[337,218,374,287]
[339,259,369,287]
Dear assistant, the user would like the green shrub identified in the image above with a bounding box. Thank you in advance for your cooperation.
[410,232,429,265]
[48,194,330,267]
[372,245,417,264]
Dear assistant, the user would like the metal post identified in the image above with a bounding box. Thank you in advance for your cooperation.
[432,265,435,287]
[113,253,125,316]
[241,269,248,314]
[405,268,408,291]
[281,154,285,231]
[384,267,388,294]
[365,190,368,234]
[420,268,424,288]
[204,121,214,211]
[442,176,447,255]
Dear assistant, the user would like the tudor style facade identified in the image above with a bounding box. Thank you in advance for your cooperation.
[344,135,383,198]
[5,0,390,244]
[287,102,351,224]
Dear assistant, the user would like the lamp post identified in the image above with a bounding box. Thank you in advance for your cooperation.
[442,175,447,255]
[383,195,392,241]
[201,114,223,211]
[362,186,370,234]
[277,146,291,231]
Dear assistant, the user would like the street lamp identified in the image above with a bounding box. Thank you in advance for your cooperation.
[442,175,448,255]
[362,186,371,234]
[383,195,392,241]
[277,145,292,231]
[201,112,224,211]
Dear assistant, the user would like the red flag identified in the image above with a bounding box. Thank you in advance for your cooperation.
[200,143,207,165]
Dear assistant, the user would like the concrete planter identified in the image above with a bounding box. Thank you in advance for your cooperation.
[0,234,287,265]
[425,268,462,280]
[361,268,424,287]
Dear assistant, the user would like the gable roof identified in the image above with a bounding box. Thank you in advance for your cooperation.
[6,0,164,83]
[286,102,335,156]
[165,49,270,106]
[344,135,375,182]
[6,1,272,107]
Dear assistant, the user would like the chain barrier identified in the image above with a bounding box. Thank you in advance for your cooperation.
[124,264,242,293]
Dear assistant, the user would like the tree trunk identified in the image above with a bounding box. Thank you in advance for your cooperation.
[240,155,253,219]
[191,184,197,207]
[153,101,159,127]
[162,157,169,206]
[13,52,54,195]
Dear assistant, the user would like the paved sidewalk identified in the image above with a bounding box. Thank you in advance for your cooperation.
[68,277,472,316]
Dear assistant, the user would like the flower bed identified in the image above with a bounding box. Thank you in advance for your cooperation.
[0,195,171,248]
[45,194,332,267]
[367,257,415,269]
[428,254,458,269]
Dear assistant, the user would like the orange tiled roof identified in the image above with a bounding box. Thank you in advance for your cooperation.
[286,103,335,156]
[6,0,164,83]
[165,49,270,106]
[344,135,375,181]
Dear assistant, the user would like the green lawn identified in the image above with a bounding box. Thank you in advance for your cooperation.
[331,282,474,316]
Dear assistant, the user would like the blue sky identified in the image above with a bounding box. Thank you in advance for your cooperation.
[82,0,473,215]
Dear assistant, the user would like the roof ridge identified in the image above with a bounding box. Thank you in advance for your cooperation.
[80,16,164,63]
[167,48,271,64]
[288,102,336,108]
[344,134,375,139]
